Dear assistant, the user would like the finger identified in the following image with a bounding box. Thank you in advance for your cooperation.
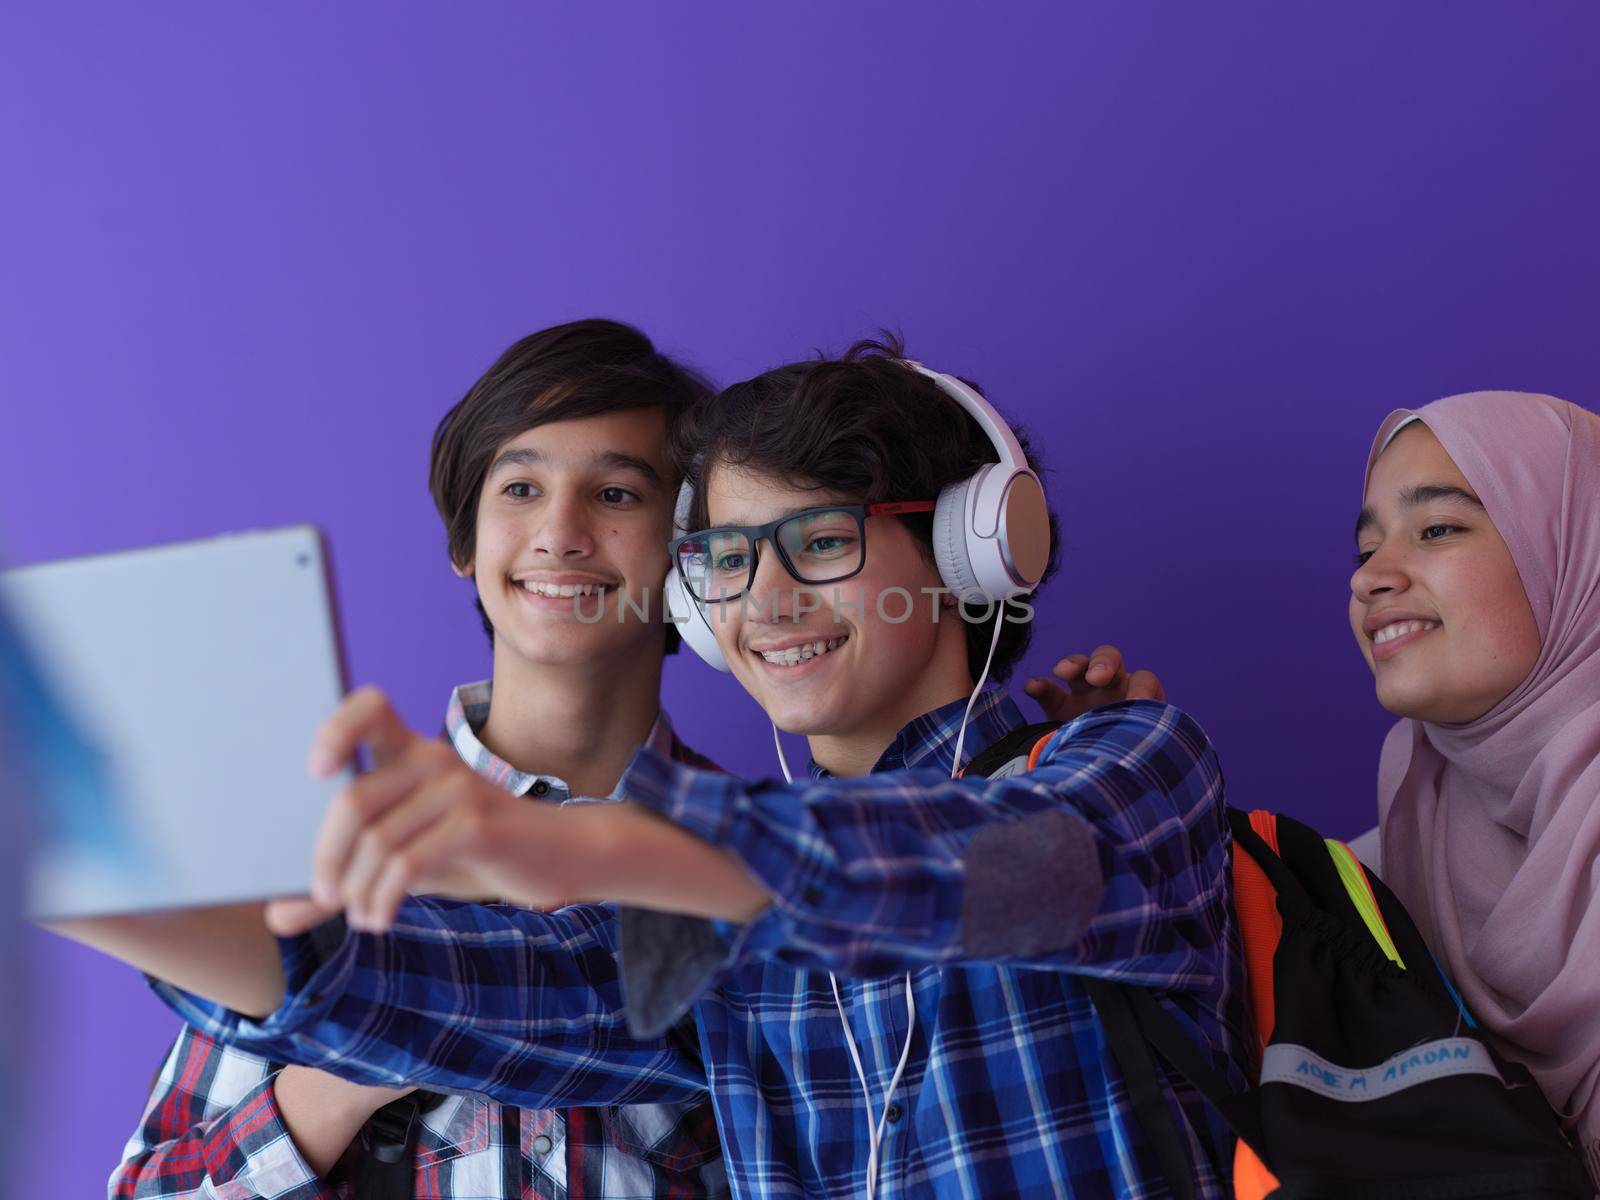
[1050,655,1092,691]
[1024,676,1077,721]
[357,810,479,932]
[264,896,340,937]
[1050,654,1090,680]
[339,770,467,915]
[1085,645,1127,688]
[1126,669,1167,703]
[308,686,415,779]
[311,759,434,908]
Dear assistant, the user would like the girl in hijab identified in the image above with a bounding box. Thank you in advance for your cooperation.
[1029,391,1600,1178]
[1351,391,1600,1181]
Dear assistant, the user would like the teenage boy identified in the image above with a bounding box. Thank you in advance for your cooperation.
[107,320,729,1199]
[62,342,1240,1198]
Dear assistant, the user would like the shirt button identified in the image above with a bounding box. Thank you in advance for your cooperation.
[531,1134,553,1155]
[885,1103,903,1124]
[531,780,551,796]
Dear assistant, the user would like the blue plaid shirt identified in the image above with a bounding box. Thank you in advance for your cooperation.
[160,694,1246,1199]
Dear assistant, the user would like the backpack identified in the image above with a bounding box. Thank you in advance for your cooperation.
[347,1090,446,1199]
[965,721,1596,1200]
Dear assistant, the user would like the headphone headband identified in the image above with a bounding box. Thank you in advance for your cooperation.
[901,361,1028,472]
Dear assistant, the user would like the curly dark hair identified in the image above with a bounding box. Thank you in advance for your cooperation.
[430,318,714,647]
[668,334,1059,682]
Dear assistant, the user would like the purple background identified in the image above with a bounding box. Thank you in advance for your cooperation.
[4,2,1599,1192]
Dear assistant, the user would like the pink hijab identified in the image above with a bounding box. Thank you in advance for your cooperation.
[1369,392,1600,1175]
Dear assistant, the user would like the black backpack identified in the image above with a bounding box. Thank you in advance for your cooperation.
[347,1090,445,1198]
[966,721,1596,1200]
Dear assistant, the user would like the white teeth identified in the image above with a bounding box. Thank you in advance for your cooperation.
[521,581,607,598]
[1374,619,1439,645]
[758,635,847,666]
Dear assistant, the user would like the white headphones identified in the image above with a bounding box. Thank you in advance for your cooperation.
[664,361,1051,671]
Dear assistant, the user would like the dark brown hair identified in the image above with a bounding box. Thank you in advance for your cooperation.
[668,334,1058,682]
[430,318,713,644]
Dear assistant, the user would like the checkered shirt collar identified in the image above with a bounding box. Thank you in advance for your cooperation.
[806,685,1023,779]
[444,679,676,799]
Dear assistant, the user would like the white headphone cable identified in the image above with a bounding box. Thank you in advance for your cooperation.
[771,721,793,783]
[950,609,1007,777]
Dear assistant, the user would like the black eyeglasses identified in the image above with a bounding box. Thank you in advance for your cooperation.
[670,501,935,603]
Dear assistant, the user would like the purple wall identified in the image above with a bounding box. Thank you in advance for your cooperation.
[4,2,1599,1192]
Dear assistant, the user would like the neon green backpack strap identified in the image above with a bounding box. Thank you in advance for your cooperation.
[1325,838,1405,970]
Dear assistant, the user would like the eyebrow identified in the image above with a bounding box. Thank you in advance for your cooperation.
[487,447,663,488]
[709,500,858,529]
[1354,484,1485,540]
[593,451,663,487]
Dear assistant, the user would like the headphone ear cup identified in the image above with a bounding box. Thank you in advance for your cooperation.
[664,569,729,672]
[933,474,982,598]
[994,470,1050,590]
[939,465,1047,602]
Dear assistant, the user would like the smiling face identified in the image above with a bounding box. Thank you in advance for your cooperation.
[1349,422,1540,724]
[701,464,974,765]
[462,407,674,672]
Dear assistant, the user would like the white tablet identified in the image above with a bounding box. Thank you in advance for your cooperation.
[6,526,353,918]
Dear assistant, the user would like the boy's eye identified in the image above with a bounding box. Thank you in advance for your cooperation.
[599,486,639,505]
[714,552,748,574]
[505,482,535,499]
[1353,549,1375,567]
[806,535,852,555]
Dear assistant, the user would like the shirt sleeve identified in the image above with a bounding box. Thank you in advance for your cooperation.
[110,1025,341,1200]
[618,700,1234,1035]
[149,898,708,1112]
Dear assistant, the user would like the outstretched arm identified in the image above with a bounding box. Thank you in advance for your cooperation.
[156,896,709,1110]
[58,688,711,1110]
[47,902,286,1017]
[294,691,1228,991]
[609,700,1231,986]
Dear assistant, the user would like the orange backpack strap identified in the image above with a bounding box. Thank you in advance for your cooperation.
[1234,1141,1282,1198]
[1231,809,1284,1062]
[1026,730,1056,771]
